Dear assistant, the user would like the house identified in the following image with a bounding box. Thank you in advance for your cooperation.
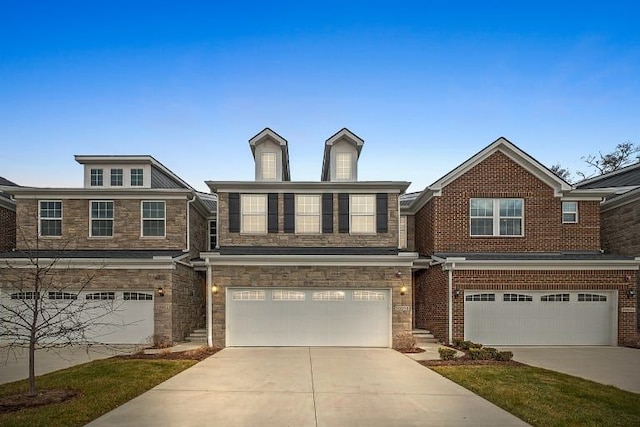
[0,157,216,345]
[196,128,417,348]
[401,138,640,346]
[0,177,17,252]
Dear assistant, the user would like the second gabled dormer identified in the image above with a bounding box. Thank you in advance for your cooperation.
[249,128,291,182]
[321,128,364,182]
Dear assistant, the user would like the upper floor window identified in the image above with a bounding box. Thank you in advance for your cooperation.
[91,201,114,237]
[141,201,165,237]
[110,168,123,186]
[131,168,144,186]
[295,195,320,234]
[399,215,407,249]
[90,169,103,186]
[336,152,352,180]
[470,198,523,237]
[562,201,578,223]
[261,152,277,181]
[241,194,266,234]
[39,200,62,237]
[350,194,375,234]
[209,219,217,250]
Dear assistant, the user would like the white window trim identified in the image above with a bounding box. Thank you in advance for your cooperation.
[349,194,376,235]
[335,152,353,181]
[261,152,277,181]
[240,194,267,235]
[38,200,63,237]
[470,198,524,237]
[140,200,166,238]
[110,168,124,187]
[209,219,217,250]
[295,194,321,234]
[131,168,144,186]
[562,201,578,224]
[89,200,114,238]
[90,168,104,187]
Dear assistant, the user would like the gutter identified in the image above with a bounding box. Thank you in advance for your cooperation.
[448,264,454,345]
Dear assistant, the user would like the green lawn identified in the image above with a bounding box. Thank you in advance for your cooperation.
[0,358,197,427]
[430,364,640,427]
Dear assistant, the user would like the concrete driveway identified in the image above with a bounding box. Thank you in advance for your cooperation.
[502,346,640,394]
[87,347,527,427]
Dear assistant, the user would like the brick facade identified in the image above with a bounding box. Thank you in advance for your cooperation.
[0,205,16,252]
[414,267,448,340]
[210,265,412,348]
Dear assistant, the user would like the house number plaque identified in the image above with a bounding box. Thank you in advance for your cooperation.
[394,305,411,312]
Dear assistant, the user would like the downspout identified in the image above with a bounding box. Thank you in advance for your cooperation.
[448,264,454,345]
[397,194,401,249]
[205,258,213,348]
[185,194,196,252]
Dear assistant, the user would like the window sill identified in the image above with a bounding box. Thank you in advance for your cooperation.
[140,236,167,239]
[470,235,525,238]
[88,236,114,239]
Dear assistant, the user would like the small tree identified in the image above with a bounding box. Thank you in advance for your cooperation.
[550,163,572,183]
[577,141,639,179]
[0,226,119,397]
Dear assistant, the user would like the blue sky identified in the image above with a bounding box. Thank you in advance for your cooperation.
[1,1,638,192]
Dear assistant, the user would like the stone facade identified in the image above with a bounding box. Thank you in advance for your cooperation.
[0,204,16,252]
[210,265,412,348]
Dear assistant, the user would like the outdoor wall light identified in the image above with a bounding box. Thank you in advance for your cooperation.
[395,271,402,278]
[628,287,636,298]
[211,284,219,294]
[400,286,407,295]
[157,287,165,297]
[454,289,461,298]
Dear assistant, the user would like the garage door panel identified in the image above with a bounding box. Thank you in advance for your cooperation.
[464,291,616,346]
[227,288,390,347]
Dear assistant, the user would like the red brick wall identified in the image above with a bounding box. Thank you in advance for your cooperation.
[414,267,448,342]
[415,151,601,254]
[0,205,16,252]
[451,269,638,345]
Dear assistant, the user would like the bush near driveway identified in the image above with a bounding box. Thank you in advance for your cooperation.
[429,364,640,427]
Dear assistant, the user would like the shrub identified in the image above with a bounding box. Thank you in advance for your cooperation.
[496,351,514,361]
[470,342,484,349]
[452,338,463,348]
[483,347,498,359]
[460,340,474,350]
[438,347,457,361]
[469,348,494,360]
[394,332,417,352]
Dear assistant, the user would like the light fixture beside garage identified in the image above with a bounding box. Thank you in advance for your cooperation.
[157,287,165,297]
[400,286,407,295]
[454,289,461,298]
[628,287,636,298]
[211,284,219,294]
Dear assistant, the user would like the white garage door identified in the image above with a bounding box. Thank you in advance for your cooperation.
[464,290,617,345]
[226,288,391,347]
[1,290,154,345]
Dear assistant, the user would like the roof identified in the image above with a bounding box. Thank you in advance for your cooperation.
[206,180,410,193]
[0,249,185,259]
[399,191,420,208]
[433,252,636,261]
[0,176,18,202]
[575,162,640,189]
[213,246,399,256]
[321,128,365,181]
[248,128,291,181]
[197,192,217,213]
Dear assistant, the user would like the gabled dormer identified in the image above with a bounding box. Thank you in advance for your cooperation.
[321,128,364,182]
[248,128,291,182]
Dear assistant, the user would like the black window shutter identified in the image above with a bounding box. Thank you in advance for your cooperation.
[229,193,240,233]
[376,193,388,233]
[268,193,278,233]
[284,193,295,233]
[338,193,349,233]
[322,193,333,233]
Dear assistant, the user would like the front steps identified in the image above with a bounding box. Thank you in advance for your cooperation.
[412,328,439,346]
[184,328,207,344]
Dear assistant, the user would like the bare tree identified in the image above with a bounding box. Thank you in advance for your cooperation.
[0,226,120,397]
[550,163,572,183]
[577,141,640,180]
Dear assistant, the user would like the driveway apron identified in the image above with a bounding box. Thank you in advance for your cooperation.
[87,347,527,427]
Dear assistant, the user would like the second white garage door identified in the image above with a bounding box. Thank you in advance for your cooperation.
[226,288,391,347]
[464,290,617,346]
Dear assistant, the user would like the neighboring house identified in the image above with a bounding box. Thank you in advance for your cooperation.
[0,177,17,252]
[0,157,216,345]
[401,138,640,347]
[197,128,416,348]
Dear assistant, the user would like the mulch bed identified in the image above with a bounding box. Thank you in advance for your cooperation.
[0,389,81,414]
[116,346,221,361]
[398,347,426,354]
[421,359,522,367]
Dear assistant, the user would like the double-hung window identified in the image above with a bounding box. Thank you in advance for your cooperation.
[131,168,144,186]
[209,220,217,250]
[562,201,578,223]
[110,168,123,186]
[39,201,62,236]
[335,152,352,180]
[350,194,375,234]
[141,201,165,237]
[470,198,523,236]
[241,194,267,234]
[90,169,103,186]
[261,153,276,181]
[90,201,114,237]
[295,195,320,234]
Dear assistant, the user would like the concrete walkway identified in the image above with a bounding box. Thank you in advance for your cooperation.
[501,346,640,394]
[88,347,527,427]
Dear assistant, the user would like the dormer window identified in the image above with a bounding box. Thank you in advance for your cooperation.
[261,153,277,181]
[131,169,144,186]
[336,152,352,181]
[90,169,103,186]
